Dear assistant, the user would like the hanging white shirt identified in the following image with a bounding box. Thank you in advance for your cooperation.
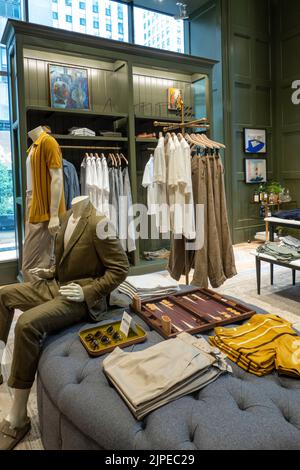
[180,138,196,240]
[142,155,157,215]
[101,158,110,219]
[95,157,103,214]
[153,137,169,234]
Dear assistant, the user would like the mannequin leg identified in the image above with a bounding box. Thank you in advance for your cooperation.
[6,389,31,428]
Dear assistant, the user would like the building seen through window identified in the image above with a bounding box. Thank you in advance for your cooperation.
[28,0,129,41]
[133,6,185,53]
[0,0,20,260]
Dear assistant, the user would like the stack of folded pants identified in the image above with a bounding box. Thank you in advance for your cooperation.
[118,273,180,300]
[256,242,300,262]
[280,235,300,252]
[210,314,299,377]
[103,333,231,420]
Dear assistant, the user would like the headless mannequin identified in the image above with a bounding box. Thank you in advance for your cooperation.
[27,126,63,236]
[0,125,62,428]
[4,197,90,429]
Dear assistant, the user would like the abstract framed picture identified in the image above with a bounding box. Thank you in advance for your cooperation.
[244,128,267,154]
[245,159,267,184]
[168,87,183,111]
[49,64,90,110]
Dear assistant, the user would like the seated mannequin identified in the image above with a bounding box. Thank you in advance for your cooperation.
[0,196,129,450]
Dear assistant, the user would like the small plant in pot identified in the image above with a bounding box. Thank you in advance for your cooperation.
[266,181,284,204]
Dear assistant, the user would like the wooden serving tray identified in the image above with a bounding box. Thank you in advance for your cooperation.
[131,288,255,339]
[79,320,147,357]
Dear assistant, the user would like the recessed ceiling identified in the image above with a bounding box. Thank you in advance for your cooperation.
[121,0,208,17]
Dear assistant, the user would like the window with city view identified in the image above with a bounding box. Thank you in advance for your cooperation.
[133,6,185,54]
[0,0,19,261]
[28,0,129,42]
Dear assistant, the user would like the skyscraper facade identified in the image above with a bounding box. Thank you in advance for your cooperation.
[134,6,184,53]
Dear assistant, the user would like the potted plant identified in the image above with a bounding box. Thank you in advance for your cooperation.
[266,181,284,204]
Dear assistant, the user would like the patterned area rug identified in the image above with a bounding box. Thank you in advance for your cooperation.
[0,243,299,450]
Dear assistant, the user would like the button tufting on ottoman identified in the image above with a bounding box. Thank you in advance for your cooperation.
[37,308,300,450]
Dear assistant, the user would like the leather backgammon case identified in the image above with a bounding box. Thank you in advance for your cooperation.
[131,288,255,339]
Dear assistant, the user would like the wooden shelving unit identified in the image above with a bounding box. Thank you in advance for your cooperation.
[52,134,128,142]
[26,106,128,120]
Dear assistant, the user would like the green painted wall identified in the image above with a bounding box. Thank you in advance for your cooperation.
[224,0,275,244]
[273,0,300,209]
[190,0,276,244]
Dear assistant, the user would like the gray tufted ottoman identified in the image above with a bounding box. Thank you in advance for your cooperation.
[37,305,300,450]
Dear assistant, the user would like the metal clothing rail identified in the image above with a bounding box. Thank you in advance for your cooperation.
[153,118,210,133]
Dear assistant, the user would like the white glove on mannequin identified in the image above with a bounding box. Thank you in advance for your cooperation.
[59,283,85,302]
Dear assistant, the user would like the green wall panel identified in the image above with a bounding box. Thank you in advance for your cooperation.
[255,40,271,81]
[255,87,272,126]
[274,0,300,213]
[233,34,251,78]
[281,0,300,33]
[234,83,253,125]
[282,34,300,80]
[282,86,300,126]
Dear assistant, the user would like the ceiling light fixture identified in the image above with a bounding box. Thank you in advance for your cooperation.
[174,2,189,20]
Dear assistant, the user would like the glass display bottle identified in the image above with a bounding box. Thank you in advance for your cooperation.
[253,189,260,203]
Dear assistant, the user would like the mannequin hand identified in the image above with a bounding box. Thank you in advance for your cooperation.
[59,283,85,302]
[29,266,55,280]
[48,216,60,236]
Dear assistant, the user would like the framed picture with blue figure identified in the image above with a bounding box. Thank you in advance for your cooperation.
[244,128,267,154]
[245,159,267,184]
[49,64,90,110]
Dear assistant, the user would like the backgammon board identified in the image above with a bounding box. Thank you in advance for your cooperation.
[131,288,255,339]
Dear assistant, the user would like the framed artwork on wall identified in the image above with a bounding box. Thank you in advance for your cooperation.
[168,87,182,111]
[245,158,267,184]
[48,64,90,110]
[244,128,267,154]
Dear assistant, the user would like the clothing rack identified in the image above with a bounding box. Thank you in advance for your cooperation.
[60,145,122,150]
[153,101,212,285]
[153,118,209,133]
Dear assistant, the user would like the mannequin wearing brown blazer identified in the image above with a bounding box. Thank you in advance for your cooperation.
[0,201,129,391]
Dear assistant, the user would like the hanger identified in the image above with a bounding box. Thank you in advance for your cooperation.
[115,153,122,167]
[185,133,205,149]
[201,133,226,149]
[177,132,183,141]
[120,153,128,165]
[191,133,214,150]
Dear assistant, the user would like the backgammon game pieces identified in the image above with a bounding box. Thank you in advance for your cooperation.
[131,288,255,339]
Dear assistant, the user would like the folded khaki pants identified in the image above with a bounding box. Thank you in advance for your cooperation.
[103,333,228,419]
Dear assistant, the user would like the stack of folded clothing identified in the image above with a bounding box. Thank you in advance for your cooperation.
[99,131,123,137]
[280,235,300,252]
[256,241,300,262]
[210,314,299,377]
[103,333,231,420]
[143,248,170,261]
[118,273,179,300]
[68,127,96,136]
[273,209,300,221]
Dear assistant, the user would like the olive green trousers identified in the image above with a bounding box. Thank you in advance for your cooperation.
[0,280,89,389]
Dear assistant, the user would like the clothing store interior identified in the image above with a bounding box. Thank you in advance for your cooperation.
[0,0,299,452]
